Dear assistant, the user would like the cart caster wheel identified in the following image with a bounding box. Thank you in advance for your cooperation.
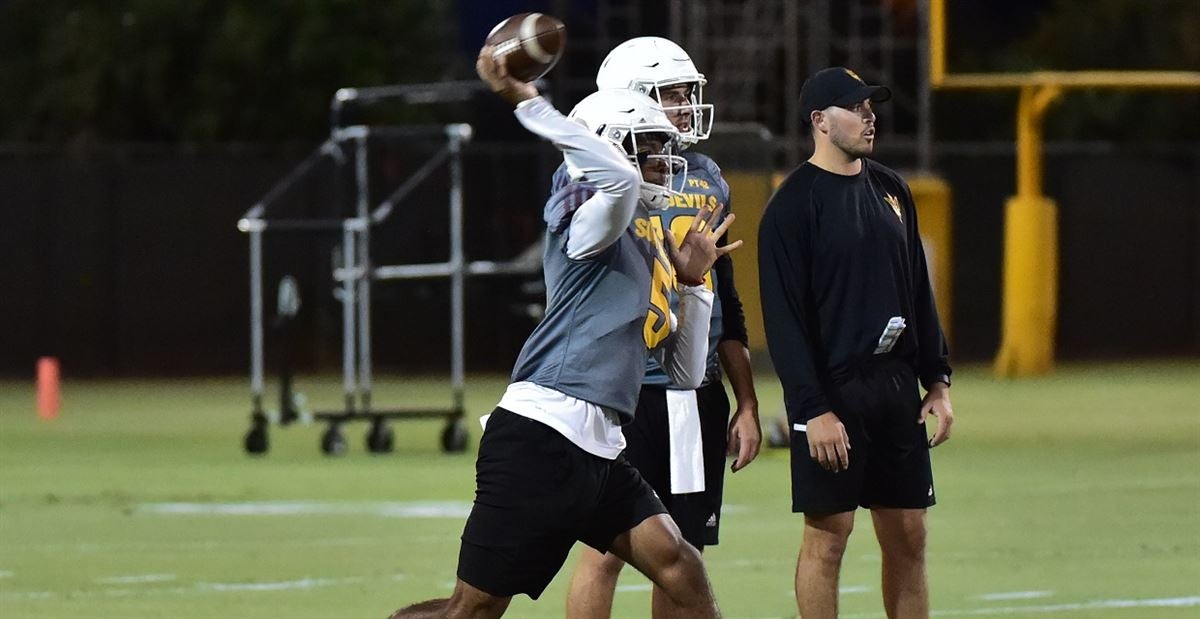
[244,422,269,455]
[440,419,468,453]
[366,420,394,454]
[320,424,348,456]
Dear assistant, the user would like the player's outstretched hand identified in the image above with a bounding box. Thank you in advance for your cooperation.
[664,203,742,286]
[920,383,954,447]
[806,411,850,473]
[476,46,538,106]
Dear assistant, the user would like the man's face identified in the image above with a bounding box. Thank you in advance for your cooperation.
[816,99,876,158]
[658,84,693,134]
[636,136,670,186]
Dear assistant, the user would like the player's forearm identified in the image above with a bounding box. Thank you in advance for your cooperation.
[514,97,638,195]
[513,98,640,259]
[564,190,639,259]
[657,285,714,389]
[718,340,757,411]
[713,253,749,346]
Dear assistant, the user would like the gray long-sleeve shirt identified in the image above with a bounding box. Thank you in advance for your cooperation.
[506,96,712,428]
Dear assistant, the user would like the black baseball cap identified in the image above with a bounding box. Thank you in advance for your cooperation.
[799,67,892,124]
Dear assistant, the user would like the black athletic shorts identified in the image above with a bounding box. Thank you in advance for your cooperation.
[790,356,935,515]
[457,407,666,599]
[625,381,730,549]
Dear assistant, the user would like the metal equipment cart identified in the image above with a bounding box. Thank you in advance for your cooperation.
[237,81,540,455]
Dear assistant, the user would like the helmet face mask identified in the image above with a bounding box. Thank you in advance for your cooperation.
[566,89,688,210]
[597,37,715,148]
[642,81,713,146]
[625,129,687,209]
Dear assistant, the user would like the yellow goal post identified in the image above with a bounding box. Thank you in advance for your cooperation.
[928,0,1200,377]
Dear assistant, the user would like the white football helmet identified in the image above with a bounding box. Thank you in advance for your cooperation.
[567,89,687,210]
[596,37,713,147]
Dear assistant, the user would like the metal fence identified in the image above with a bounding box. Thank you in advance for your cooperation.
[2,138,1198,376]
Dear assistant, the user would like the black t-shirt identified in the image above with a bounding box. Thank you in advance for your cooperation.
[758,159,951,422]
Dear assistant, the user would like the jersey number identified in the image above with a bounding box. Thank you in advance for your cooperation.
[642,214,718,348]
[643,217,674,348]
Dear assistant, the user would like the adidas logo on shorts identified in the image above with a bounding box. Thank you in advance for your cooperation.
[705,513,717,528]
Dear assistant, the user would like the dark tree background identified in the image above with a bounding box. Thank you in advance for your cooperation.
[0,0,449,144]
[0,0,1196,144]
[939,0,1200,141]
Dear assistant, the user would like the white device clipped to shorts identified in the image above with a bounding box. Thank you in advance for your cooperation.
[874,316,906,354]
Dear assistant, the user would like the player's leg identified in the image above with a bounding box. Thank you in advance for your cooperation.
[646,381,727,616]
[789,378,870,618]
[790,459,864,619]
[860,360,936,618]
[387,598,449,619]
[608,513,719,618]
[693,381,732,548]
[646,545,704,618]
[565,546,626,619]
[393,408,582,618]
[567,385,671,618]
[795,510,855,619]
[577,447,718,618]
[388,579,511,619]
[871,508,928,619]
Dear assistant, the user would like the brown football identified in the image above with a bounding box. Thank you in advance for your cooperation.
[484,13,566,82]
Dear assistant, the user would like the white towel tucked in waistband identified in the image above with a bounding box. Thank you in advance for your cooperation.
[666,389,705,495]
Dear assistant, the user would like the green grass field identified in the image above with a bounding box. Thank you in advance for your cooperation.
[1,361,1198,618]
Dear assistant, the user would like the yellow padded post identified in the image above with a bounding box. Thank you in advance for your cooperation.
[928,0,1200,379]
[995,194,1059,377]
[909,176,954,344]
[723,171,777,352]
[994,85,1064,377]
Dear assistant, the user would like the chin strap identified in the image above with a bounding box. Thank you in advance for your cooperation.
[639,182,672,210]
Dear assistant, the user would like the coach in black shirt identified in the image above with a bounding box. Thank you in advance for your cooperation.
[759,67,954,619]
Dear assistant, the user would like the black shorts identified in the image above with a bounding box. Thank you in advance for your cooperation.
[457,407,666,600]
[625,381,730,548]
[790,357,935,515]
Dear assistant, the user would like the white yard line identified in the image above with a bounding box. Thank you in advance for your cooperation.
[13,535,430,553]
[710,558,793,568]
[0,570,14,578]
[976,590,1053,601]
[197,576,364,592]
[0,576,368,600]
[616,583,653,593]
[0,591,54,600]
[138,500,471,518]
[841,595,1200,618]
[95,574,177,585]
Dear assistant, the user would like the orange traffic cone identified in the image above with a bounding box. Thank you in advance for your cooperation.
[37,357,60,420]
